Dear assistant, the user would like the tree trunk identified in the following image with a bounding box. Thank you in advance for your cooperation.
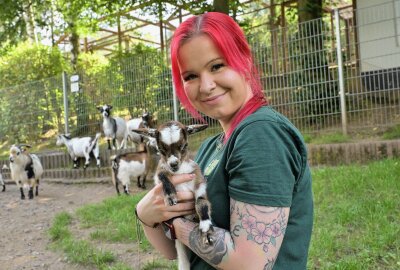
[23,1,38,44]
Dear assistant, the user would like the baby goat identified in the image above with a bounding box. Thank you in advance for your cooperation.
[111,136,158,194]
[97,104,127,150]
[56,133,101,169]
[134,121,214,270]
[9,144,44,199]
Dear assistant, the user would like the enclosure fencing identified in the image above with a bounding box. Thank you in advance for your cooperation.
[0,2,399,147]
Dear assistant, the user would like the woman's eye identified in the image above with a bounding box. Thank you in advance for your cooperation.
[183,74,197,81]
[211,63,224,71]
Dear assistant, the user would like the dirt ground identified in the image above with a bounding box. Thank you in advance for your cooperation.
[0,181,162,270]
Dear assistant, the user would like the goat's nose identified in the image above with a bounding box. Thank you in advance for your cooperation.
[169,162,179,172]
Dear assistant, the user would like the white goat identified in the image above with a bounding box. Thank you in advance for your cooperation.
[97,104,127,150]
[111,136,158,194]
[134,121,214,270]
[126,111,156,149]
[56,133,101,169]
[9,144,44,200]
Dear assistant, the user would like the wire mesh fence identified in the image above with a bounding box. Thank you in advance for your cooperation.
[0,2,399,148]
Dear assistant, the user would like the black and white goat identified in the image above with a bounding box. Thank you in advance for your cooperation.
[9,144,44,200]
[56,133,101,169]
[126,111,156,150]
[97,104,127,150]
[111,136,159,194]
[134,121,214,270]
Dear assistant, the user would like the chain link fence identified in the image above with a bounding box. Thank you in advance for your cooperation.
[1,2,399,147]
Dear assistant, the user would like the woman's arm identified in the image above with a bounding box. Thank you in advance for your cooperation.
[135,173,196,259]
[173,198,289,269]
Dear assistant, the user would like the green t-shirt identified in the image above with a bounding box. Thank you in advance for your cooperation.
[190,106,313,270]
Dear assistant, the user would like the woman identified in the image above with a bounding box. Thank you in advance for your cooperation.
[135,12,313,269]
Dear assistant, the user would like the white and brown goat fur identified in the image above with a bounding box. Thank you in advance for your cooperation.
[126,111,156,150]
[56,133,101,169]
[134,121,214,270]
[9,144,44,199]
[97,104,128,150]
[111,136,159,194]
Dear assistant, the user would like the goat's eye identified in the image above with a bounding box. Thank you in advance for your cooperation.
[17,152,20,155]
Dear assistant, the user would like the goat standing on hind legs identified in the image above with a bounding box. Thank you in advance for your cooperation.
[133,121,214,270]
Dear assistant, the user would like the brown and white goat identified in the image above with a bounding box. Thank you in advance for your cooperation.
[134,121,214,270]
[110,137,159,194]
[9,144,44,199]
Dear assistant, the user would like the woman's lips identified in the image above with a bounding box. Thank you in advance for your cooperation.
[202,92,226,105]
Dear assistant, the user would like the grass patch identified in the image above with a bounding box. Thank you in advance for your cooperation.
[308,158,400,269]
[382,124,400,140]
[307,132,351,144]
[49,159,399,269]
[48,211,132,269]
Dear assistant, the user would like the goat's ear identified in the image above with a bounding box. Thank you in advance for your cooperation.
[107,104,113,110]
[187,124,208,135]
[96,106,103,112]
[132,128,158,138]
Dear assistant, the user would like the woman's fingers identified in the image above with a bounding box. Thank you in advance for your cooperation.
[171,173,196,185]
[177,191,195,202]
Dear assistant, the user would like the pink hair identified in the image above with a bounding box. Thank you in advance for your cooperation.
[170,12,267,142]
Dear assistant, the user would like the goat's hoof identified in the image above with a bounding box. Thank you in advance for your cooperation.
[141,185,146,189]
[21,196,25,200]
[165,195,178,206]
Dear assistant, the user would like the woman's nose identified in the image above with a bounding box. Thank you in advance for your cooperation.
[199,75,216,93]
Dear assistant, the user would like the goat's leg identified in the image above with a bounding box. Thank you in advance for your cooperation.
[73,157,79,169]
[158,172,178,206]
[19,187,25,200]
[92,148,101,168]
[195,183,214,246]
[141,176,147,189]
[112,138,117,150]
[28,186,34,199]
[2,184,5,192]
[35,179,39,196]
[115,181,120,195]
[123,184,129,195]
[137,176,142,188]
[107,139,112,150]
[83,153,90,169]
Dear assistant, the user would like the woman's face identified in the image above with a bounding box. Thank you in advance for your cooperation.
[178,34,253,132]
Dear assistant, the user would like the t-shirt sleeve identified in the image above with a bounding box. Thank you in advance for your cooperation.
[227,120,303,207]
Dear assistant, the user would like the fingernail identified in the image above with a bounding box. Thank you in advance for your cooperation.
[190,173,196,178]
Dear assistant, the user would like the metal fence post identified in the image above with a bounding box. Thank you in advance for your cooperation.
[172,84,179,122]
[62,71,69,134]
[334,8,348,135]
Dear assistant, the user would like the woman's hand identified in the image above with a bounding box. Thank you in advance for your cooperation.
[136,173,196,227]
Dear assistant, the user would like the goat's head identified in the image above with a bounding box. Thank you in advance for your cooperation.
[56,134,70,146]
[9,144,31,163]
[97,104,113,118]
[141,111,155,128]
[133,121,207,173]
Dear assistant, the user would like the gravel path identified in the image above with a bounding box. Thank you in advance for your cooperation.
[0,181,118,270]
